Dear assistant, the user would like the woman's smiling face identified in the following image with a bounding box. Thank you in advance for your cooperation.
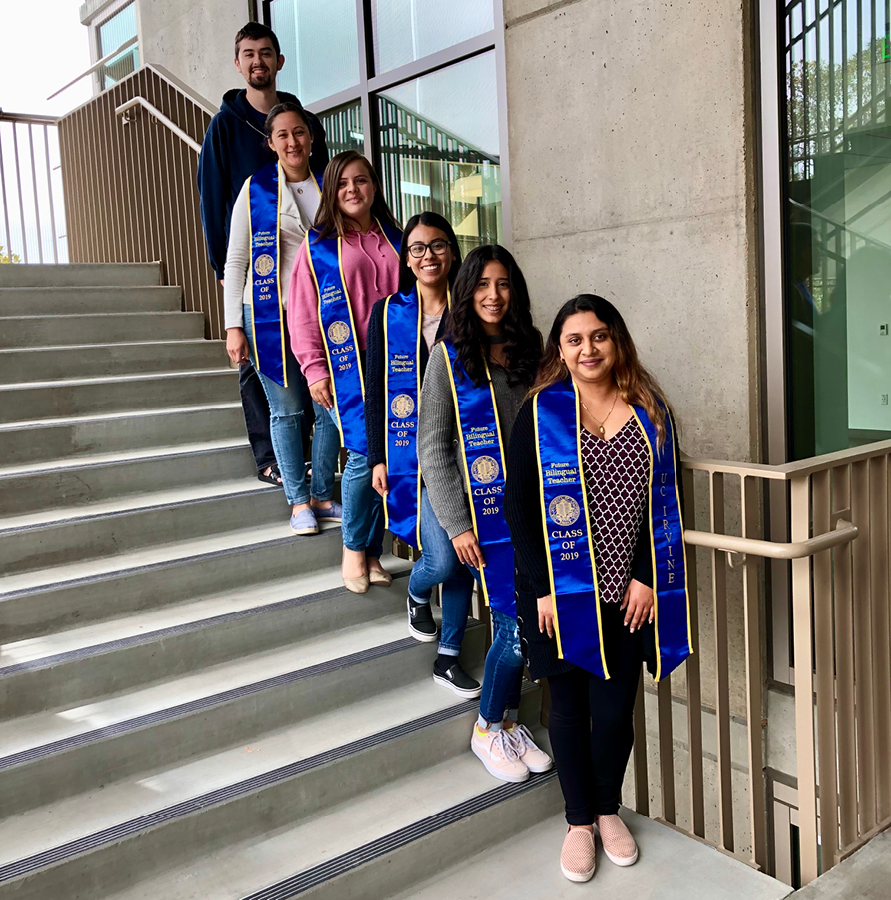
[472,260,511,334]
[405,224,454,290]
[559,311,617,384]
[336,159,375,222]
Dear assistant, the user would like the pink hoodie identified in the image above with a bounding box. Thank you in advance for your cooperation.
[287,225,401,387]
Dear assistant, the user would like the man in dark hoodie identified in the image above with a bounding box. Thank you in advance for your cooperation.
[197,21,329,485]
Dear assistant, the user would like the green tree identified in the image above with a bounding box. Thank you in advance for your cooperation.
[0,245,21,264]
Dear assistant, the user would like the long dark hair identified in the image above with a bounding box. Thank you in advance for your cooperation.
[443,244,542,388]
[313,151,401,239]
[398,212,462,294]
[532,294,667,446]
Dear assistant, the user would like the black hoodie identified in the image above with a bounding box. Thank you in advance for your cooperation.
[196,88,329,280]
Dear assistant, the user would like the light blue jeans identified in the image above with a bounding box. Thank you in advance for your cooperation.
[408,488,475,656]
[326,407,384,557]
[243,308,339,506]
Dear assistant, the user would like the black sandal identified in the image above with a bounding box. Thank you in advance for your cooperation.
[257,464,283,487]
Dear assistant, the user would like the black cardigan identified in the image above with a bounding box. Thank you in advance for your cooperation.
[504,398,683,680]
[364,294,447,469]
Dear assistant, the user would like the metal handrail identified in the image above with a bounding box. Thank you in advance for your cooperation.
[115,97,201,154]
[47,36,139,101]
[685,519,858,560]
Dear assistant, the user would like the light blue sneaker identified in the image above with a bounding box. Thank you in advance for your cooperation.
[314,500,343,523]
[290,507,319,536]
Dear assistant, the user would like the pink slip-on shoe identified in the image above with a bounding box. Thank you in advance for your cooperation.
[594,813,639,866]
[561,827,596,882]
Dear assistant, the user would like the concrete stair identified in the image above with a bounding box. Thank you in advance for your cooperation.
[0,264,791,900]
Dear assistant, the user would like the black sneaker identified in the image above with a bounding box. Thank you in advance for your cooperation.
[433,659,482,698]
[407,598,438,643]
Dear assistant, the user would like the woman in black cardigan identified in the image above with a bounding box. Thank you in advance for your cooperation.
[505,294,688,883]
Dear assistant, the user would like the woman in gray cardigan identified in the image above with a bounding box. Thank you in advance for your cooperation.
[223,102,341,535]
[418,244,552,784]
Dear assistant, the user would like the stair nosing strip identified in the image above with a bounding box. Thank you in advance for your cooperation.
[241,768,558,900]
[0,634,420,773]
[0,571,410,678]
[0,673,507,883]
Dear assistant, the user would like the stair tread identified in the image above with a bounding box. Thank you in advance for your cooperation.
[0,368,233,392]
[0,557,411,669]
[0,476,278,532]
[0,310,201,320]
[0,438,250,478]
[0,519,338,596]
[389,811,792,900]
[0,339,223,354]
[0,596,416,761]
[0,664,482,868]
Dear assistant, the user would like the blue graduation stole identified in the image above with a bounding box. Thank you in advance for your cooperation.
[533,378,691,681]
[383,286,450,549]
[247,162,322,387]
[306,219,402,454]
[441,340,515,617]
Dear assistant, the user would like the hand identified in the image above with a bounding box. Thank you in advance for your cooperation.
[226,328,250,366]
[451,529,485,569]
[219,278,225,287]
[537,595,555,638]
[309,377,334,410]
[621,578,654,633]
[372,463,389,497]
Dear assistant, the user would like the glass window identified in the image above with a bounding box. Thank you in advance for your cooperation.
[97,2,139,89]
[782,0,891,458]
[370,0,494,75]
[319,101,365,156]
[377,52,501,255]
[271,0,360,105]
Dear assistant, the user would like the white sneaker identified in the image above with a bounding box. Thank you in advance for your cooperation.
[505,723,554,773]
[470,725,530,783]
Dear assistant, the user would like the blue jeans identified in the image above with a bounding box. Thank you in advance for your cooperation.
[408,488,475,656]
[326,407,384,557]
[477,606,524,731]
[243,309,339,506]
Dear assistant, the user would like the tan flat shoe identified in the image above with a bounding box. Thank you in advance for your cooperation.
[368,568,392,587]
[343,575,370,594]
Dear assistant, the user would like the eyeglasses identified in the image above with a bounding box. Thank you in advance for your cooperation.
[408,240,451,258]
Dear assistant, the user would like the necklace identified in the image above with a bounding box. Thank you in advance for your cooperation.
[580,390,619,436]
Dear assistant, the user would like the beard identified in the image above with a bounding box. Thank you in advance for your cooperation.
[248,68,273,88]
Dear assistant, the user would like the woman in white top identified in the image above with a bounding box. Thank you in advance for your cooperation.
[223,102,341,535]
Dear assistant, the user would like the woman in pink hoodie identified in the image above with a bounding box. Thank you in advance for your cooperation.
[288,151,403,593]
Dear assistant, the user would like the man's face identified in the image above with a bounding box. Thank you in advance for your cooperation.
[235,38,283,89]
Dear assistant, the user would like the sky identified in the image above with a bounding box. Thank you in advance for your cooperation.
[2,1,92,117]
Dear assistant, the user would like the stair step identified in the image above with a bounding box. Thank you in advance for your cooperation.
[0,440,254,517]
[0,369,237,424]
[0,403,245,467]
[0,285,182,316]
[0,263,161,288]
[0,559,411,720]
[0,340,228,384]
[0,311,205,348]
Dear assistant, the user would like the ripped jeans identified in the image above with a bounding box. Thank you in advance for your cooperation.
[478,607,525,729]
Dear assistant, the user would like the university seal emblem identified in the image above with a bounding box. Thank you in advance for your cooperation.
[549,495,581,527]
[253,253,275,277]
[471,455,499,484]
[390,393,415,418]
[327,320,351,345]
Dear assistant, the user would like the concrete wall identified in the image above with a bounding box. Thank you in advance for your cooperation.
[135,0,251,109]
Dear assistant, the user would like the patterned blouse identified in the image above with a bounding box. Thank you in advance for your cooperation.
[580,418,650,604]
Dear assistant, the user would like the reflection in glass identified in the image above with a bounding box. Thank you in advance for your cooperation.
[98,2,139,89]
[783,0,891,457]
[271,0,360,105]
[377,53,501,255]
[370,0,494,75]
[319,102,364,157]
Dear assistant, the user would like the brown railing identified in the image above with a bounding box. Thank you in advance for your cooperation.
[639,441,890,886]
[57,65,224,338]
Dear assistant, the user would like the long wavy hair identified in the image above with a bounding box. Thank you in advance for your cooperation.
[313,151,401,240]
[398,212,462,295]
[532,294,668,446]
[442,244,542,388]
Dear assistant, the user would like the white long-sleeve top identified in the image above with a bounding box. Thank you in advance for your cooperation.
[223,173,320,330]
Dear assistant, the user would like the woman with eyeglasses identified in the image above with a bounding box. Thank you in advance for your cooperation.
[365,212,471,653]
[288,150,402,592]
[417,244,552,782]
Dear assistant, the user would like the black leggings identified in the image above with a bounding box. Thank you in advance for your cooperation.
[546,604,643,824]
